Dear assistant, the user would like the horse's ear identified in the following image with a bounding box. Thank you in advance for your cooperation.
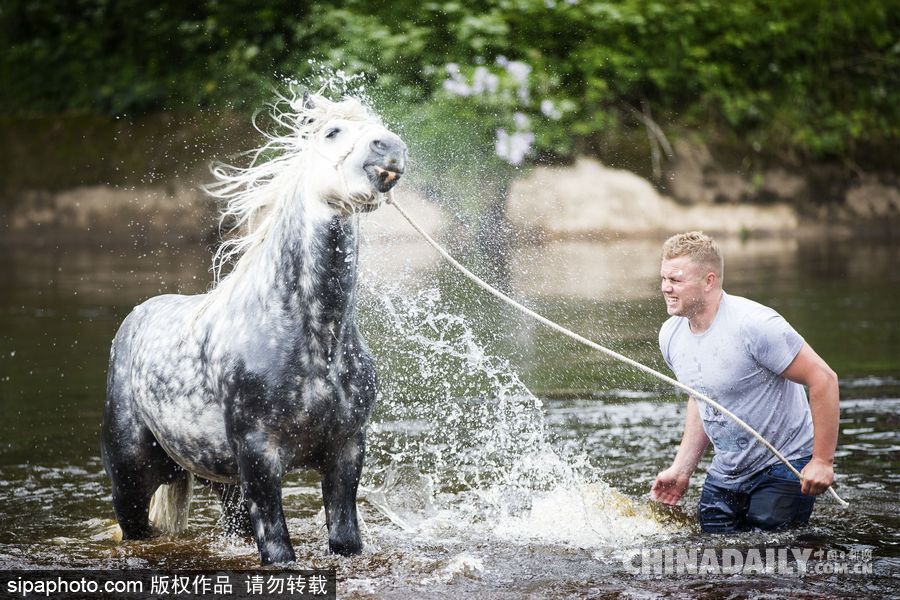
[299,91,318,126]
[303,90,322,110]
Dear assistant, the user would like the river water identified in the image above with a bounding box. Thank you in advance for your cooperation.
[0,228,897,598]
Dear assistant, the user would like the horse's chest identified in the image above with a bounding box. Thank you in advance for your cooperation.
[230,345,374,435]
[282,368,370,429]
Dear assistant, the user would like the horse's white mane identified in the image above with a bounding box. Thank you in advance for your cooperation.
[205,91,377,285]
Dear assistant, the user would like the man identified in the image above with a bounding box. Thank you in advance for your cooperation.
[650,231,839,532]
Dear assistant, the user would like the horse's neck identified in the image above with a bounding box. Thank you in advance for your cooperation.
[233,193,359,344]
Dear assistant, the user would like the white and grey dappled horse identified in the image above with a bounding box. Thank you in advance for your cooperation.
[101,93,407,564]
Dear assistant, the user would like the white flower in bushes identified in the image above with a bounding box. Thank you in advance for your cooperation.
[495,129,535,166]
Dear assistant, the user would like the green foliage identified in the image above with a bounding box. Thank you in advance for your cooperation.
[1,0,897,161]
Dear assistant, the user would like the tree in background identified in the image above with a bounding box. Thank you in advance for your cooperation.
[4,0,897,159]
[2,0,898,209]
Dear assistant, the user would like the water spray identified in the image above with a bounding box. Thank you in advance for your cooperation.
[385,192,849,508]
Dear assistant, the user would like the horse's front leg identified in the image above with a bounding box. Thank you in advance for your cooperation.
[235,433,295,565]
[322,430,365,556]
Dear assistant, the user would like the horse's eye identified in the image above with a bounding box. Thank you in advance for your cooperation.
[325,127,340,139]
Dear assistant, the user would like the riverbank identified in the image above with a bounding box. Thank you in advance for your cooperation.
[1,115,897,246]
[3,158,896,248]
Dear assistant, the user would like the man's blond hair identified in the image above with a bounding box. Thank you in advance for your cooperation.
[662,231,724,280]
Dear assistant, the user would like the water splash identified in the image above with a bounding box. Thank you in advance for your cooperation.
[358,275,682,549]
[280,61,373,110]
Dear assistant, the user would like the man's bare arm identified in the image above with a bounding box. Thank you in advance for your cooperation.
[650,397,710,505]
[781,342,839,495]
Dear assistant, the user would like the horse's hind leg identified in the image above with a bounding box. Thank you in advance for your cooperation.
[322,430,365,556]
[101,393,184,539]
[101,428,185,538]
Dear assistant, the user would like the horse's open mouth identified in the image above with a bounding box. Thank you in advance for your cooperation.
[365,164,403,193]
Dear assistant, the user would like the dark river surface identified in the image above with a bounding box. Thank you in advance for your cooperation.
[0,228,897,598]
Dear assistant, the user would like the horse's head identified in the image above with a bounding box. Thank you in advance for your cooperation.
[301,94,407,214]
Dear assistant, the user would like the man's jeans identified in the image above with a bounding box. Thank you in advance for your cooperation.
[698,456,816,533]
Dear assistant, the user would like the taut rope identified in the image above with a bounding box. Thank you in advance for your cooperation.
[386,192,848,507]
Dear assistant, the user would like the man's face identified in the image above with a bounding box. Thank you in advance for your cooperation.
[660,256,709,318]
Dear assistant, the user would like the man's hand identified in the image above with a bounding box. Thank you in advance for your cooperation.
[782,344,839,497]
[650,466,691,506]
[800,457,834,496]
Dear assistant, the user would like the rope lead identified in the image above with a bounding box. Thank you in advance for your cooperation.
[387,192,848,507]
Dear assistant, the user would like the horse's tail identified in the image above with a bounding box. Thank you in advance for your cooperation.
[148,472,194,534]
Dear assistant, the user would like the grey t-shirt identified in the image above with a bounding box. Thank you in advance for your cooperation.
[659,291,813,486]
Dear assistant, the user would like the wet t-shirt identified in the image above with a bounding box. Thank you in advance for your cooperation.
[659,292,813,486]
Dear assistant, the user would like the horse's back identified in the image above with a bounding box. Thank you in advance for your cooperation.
[113,292,204,341]
[110,293,205,385]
